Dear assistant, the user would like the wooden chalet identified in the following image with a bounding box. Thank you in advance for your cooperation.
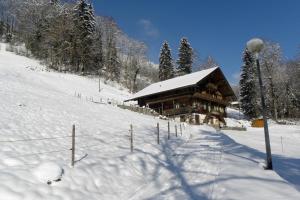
[125,67,237,126]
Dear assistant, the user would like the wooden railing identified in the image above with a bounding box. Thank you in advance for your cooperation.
[193,93,229,105]
[163,106,226,117]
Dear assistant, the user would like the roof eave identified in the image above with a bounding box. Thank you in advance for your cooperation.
[124,84,197,102]
[124,67,220,102]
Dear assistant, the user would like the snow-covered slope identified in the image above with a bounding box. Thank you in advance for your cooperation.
[226,107,245,120]
[219,125,300,199]
[0,43,192,199]
[0,43,299,200]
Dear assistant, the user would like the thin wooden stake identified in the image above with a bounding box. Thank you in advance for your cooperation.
[157,123,160,144]
[130,124,133,152]
[175,124,178,137]
[71,124,75,167]
[168,121,170,140]
[180,123,182,136]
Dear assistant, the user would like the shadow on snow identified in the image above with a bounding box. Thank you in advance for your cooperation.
[131,127,300,199]
[219,130,300,192]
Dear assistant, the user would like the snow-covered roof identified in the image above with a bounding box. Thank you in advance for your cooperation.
[127,67,219,101]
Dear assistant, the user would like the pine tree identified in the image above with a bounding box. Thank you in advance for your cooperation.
[50,0,60,5]
[159,41,174,81]
[92,27,104,71]
[72,0,96,72]
[73,1,95,38]
[106,33,120,82]
[0,20,5,37]
[239,48,258,119]
[176,37,193,76]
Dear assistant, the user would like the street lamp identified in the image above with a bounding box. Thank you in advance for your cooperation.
[247,38,273,170]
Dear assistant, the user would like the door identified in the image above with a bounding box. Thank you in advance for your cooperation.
[195,114,200,125]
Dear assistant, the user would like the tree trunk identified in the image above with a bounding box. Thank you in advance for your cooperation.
[132,68,140,93]
[269,79,278,121]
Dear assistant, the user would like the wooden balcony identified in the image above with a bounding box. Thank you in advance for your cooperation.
[193,93,229,105]
[162,106,226,117]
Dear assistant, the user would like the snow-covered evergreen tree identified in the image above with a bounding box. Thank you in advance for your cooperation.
[176,37,193,76]
[0,20,4,37]
[5,19,12,42]
[106,32,120,82]
[72,0,96,72]
[92,27,104,71]
[50,0,60,5]
[159,41,174,81]
[239,48,258,119]
[0,0,159,91]
[73,1,95,38]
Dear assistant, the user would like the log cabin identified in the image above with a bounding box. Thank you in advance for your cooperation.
[125,67,237,126]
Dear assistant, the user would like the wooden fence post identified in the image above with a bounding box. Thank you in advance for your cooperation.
[175,124,178,137]
[157,123,160,144]
[180,123,182,136]
[71,124,75,167]
[168,121,170,140]
[130,124,133,152]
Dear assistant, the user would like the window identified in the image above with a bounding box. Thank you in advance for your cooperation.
[220,107,224,113]
[192,102,197,108]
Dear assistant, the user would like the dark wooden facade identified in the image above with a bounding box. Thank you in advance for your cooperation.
[127,68,236,125]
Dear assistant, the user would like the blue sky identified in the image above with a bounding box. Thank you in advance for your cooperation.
[93,0,300,85]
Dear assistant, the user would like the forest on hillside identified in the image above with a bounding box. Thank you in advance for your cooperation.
[0,0,299,120]
[0,0,159,92]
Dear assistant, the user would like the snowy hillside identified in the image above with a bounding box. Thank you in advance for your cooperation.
[0,43,299,199]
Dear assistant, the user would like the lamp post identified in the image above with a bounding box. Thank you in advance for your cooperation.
[247,38,273,170]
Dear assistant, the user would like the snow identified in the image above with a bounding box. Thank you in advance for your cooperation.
[220,125,300,199]
[224,108,251,128]
[226,107,245,120]
[3,158,23,167]
[33,162,63,184]
[225,117,244,127]
[0,43,299,199]
[127,67,218,100]
[0,42,192,199]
